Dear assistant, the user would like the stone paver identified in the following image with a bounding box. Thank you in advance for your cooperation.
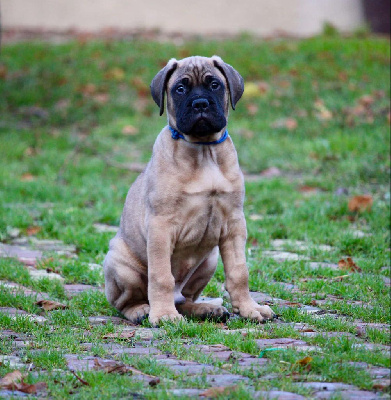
[204,373,249,386]
[0,307,47,323]
[308,262,339,270]
[262,251,309,262]
[0,355,28,369]
[156,358,217,375]
[0,243,42,266]
[271,239,334,252]
[0,281,49,301]
[27,266,65,282]
[195,296,224,306]
[256,338,312,350]
[65,284,103,297]
[250,291,286,305]
[254,391,306,400]
[313,390,385,399]
[93,223,118,233]
[11,237,76,255]
[87,315,133,325]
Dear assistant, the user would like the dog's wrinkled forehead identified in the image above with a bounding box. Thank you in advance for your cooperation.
[169,56,224,87]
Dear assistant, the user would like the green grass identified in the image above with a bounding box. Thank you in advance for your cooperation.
[0,34,389,398]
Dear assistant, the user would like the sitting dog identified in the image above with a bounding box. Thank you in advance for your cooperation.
[104,56,274,325]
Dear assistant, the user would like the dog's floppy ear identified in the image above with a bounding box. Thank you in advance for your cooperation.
[150,58,178,116]
[212,55,244,110]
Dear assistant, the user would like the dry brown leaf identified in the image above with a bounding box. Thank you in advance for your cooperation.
[200,385,238,398]
[0,370,23,387]
[296,356,313,366]
[331,274,350,281]
[80,83,96,95]
[36,299,67,311]
[246,103,258,116]
[359,95,374,107]
[121,125,139,136]
[298,185,320,195]
[93,358,156,380]
[314,99,333,121]
[348,195,373,212]
[131,77,149,98]
[105,67,125,81]
[102,330,135,340]
[338,257,362,273]
[271,118,297,130]
[0,64,7,79]
[20,173,36,182]
[26,226,41,236]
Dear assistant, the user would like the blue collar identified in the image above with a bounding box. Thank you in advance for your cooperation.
[169,126,229,145]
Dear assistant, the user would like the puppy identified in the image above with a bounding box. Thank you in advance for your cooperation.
[104,56,274,325]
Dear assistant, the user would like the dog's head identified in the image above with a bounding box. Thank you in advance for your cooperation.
[150,56,244,138]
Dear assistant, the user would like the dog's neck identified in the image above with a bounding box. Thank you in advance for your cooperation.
[168,126,229,145]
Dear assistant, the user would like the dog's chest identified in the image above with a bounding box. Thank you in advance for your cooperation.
[176,162,242,247]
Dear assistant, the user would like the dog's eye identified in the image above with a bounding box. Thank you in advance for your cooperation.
[210,81,220,90]
[176,85,185,94]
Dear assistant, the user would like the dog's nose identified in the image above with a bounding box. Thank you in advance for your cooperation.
[192,98,209,112]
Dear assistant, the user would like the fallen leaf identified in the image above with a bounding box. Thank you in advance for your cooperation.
[298,185,320,195]
[0,64,7,79]
[80,83,96,95]
[271,118,297,130]
[0,370,23,386]
[93,358,156,380]
[122,125,139,136]
[299,328,316,333]
[338,257,362,273]
[348,195,373,212]
[36,299,67,311]
[372,382,389,390]
[296,356,313,366]
[243,82,262,98]
[314,99,332,121]
[0,371,46,394]
[131,77,149,97]
[20,173,36,182]
[359,94,374,107]
[246,103,258,116]
[331,274,350,281]
[102,331,135,340]
[26,226,41,236]
[105,67,125,81]
[200,386,238,398]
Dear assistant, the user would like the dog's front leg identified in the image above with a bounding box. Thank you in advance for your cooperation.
[220,216,274,322]
[147,217,183,326]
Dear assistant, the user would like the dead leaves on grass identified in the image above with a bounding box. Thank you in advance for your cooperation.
[348,195,373,213]
[200,385,238,398]
[0,370,47,394]
[102,330,136,341]
[93,358,159,385]
[338,257,362,273]
[36,299,68,311]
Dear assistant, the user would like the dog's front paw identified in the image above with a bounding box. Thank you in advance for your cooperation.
[238,302,275,323]
[149,309,184,326]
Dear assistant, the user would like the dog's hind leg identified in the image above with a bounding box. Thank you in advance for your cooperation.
[104,237,149,323]
[176,247,230,321]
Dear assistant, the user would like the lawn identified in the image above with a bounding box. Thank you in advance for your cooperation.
[0,33,390,399]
